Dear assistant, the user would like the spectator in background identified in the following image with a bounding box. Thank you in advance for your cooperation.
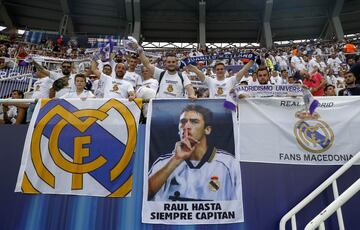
[344,42,357,53]
[327,53,342,77]
[326,69,338,86]
[291,50,306,72]
[265,53,274,72]
[338,72,360,96]
[280,70,289,84]
[1,90,28,124]
[287,76,296,84]
[324,85,337,96]
[302,70,326,96]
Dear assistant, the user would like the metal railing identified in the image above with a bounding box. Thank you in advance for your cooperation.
[279,151,360,230]
[304,179,360,230]
[0,73,35,98]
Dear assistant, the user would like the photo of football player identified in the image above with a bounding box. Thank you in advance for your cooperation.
[148,104,241,201]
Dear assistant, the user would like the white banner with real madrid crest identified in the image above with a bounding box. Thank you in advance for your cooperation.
[15,98,142,197]
[239,96,360,165]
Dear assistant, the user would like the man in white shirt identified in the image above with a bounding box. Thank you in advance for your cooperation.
[291,50,307,71]
[257,67,271,85]
[308,55,321,74]
[139,66,159,92]
[138,50,196,99]
[91,61,135,100]
[124,56,142,90]
[186,57,256,98]
[327,53,342,76]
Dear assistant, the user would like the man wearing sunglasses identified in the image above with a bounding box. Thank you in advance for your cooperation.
[33,60,76,98]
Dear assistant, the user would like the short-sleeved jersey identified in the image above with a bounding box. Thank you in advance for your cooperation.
[149,147,241,201]
[154,67,191,98]
[203,76,238,98]
[99,73,134,98]
[123,71,143,89]
[141,78,159,91]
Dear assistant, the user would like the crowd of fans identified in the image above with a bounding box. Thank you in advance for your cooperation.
[1,35,360,124]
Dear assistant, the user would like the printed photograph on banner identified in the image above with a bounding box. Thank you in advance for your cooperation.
[142,99,244,225]
[15,98,142,197]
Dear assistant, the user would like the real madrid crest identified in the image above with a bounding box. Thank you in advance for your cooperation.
[217,87,224,95]
[112,84,119,92]
[208,176,220,192]
[167,84,174,92]
[294,111,334,153]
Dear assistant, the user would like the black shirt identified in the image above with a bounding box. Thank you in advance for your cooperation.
[338,86,360,96]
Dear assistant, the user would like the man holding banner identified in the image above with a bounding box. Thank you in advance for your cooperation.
[148,104,241,201]
[138,51,196,99]
[186,56,256,98]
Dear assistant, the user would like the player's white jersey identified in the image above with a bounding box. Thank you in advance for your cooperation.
[149,148,242,201]
[203,76,238,98]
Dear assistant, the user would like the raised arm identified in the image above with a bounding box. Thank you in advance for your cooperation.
[187,64,205,82]
[33,60,50,77]
[90,60,101,78]
[236,53,258,82]
[135,44,155,74]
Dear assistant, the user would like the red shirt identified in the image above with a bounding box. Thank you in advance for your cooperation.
[303,73,324,96]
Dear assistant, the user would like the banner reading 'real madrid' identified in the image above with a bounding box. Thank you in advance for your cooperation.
[142,99,244,225]
[15,98,142,197]
[239,96,360,165]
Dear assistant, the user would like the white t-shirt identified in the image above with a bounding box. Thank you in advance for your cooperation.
[97,60,116,78]
[327,57,342,75]
[270,75,283,85]
[99,73,134,99]
[291,56,306,71]
[123,71,143,89]
[32,77,54,99]
[203,76,238,98]
[49,71,76,96]
[60,90,95,98]
[141,78,159,91]
[308,58,321,73]
[154,67,191,98]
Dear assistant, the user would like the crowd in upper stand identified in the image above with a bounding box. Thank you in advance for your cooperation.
[0,36,360,124]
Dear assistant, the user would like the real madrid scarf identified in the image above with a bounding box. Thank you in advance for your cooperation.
[180,52,261,68]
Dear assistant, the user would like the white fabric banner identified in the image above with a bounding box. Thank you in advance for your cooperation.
[239,96,360,165]
[15,98,142,197]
